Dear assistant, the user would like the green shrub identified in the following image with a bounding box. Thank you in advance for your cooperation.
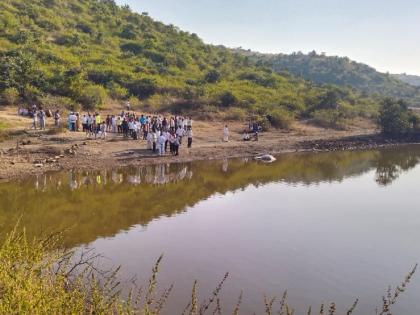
[204,70,221,83]
[267,108,294,130]
[126,78,157,99]
[39,95,75,110]
[219,91,237,107]
[1,87,19,105]
[224,107,246,121]
[108,83,128,100]
[120,42,143,54]
[311,109,347,129]
[78,85,107,110]
[23,85,42,103]
[378,98,413,135]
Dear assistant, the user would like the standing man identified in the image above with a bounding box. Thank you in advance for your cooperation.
[69,112,77,131]
[32,109,38,130]
[54,110,61,127]
[38,109,46,130]
[176,125,184,145]
[187,127,193,148]
[157,132,166,156]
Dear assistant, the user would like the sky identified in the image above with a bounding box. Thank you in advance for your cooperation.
[115,0,420,75]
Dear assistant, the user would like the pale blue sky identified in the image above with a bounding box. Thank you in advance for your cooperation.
[116,0,420,75]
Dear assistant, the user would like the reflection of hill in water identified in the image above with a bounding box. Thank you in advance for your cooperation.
[0,147,419,247]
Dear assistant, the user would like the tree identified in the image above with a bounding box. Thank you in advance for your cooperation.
[127,78,157,99]
[78,85,107,110]
[0,50,40,99]
[378,98,412,135]
[219,91,237,107]
[204,70,221,83]
[1,87,19,105]
[317,90,340,110]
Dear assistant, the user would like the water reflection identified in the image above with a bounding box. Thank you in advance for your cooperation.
[1,146,420,247]
[374,149,420,186]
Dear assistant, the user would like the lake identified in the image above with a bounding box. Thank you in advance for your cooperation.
[1,146,420,314]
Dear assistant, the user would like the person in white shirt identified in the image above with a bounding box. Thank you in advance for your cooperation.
[32,111,38,129]
[242,129,251,141]
[81,114,88,131]
[176,126,184,144]
[133,121,140,139]
[186,127,193,148]
[38,110,46,130]
[146,131,153,150]
[54,110,61,127]
[157,132,166,156]
[111,115,117,133]
[99,122,107,140]
[170,117,175,131]
[223,125,229,142]
[86,114,93,138]
[69,113,77,131]
[165,130,171,152]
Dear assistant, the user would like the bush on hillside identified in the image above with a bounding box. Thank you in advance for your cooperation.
[78,85,107,110]
[224,107,247,121]
[108,83,128,100]
[378,98,414,135]
[204,70,221,83]
[311,109,347,130]
[267,108,294,130]
[23,85,42,104]
[1,87,19,105]
[38,95,75,110]
[219,91,238,107]
[127,78,158,99]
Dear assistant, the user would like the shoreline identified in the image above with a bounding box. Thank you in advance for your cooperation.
[1,126,419,182]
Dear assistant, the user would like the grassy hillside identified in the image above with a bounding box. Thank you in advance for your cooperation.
[241,50,420,107]
[0,0,379,126]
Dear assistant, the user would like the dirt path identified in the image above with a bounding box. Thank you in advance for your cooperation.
[0,107,393,181]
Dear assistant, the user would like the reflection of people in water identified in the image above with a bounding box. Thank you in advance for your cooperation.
[222,159,229,172]
[69,172,78,190]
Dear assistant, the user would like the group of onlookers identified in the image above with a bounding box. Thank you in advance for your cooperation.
[66,111,194,156]
[18,104,262,157]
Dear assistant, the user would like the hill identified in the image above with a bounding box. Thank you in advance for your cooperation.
[240,50,420,106]
[393,73,420,87]
[0,0,379,127]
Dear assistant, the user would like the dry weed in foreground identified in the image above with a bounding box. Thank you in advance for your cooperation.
[0,227,417,314]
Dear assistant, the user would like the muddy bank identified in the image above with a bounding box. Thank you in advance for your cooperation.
[299,133,420,152]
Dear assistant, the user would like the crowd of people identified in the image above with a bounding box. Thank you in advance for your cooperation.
[65,111,194,156]
[18,104,263,157]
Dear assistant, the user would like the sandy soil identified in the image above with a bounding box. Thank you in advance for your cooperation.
[0,106,394,181]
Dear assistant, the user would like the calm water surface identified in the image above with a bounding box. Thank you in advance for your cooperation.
[1,146,420,314]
